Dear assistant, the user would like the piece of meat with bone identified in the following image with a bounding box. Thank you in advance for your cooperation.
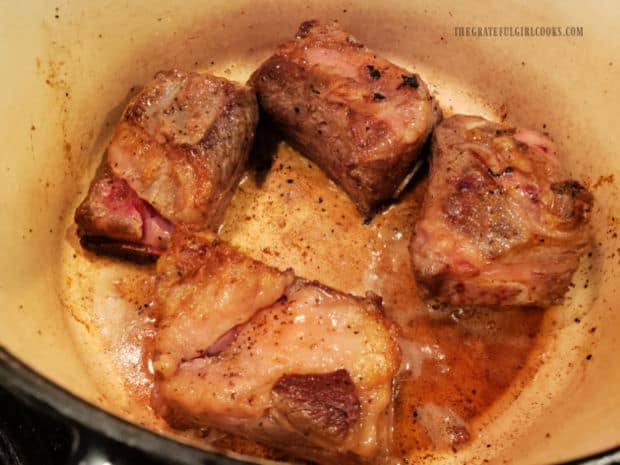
[75,69,258,259]
[151,231,401,464]
[410,115,593,306]
[249,20,441,214]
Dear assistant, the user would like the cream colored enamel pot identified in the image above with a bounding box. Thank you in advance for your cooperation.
[0,1,618,464]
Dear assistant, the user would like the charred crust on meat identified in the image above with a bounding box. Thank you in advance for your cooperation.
[397,74,419,90]
[487,166,514,177]
[372,92,386,101]
[551,180,590,198]
[495,128,516,137]
[550,180,593,222]
[366,65,381,80]
[78,236,158,263]
[415,268,450,299]
[551,180,594,212]
[271,369,361,442]
[363,291,384,309]
[296,20,319,38]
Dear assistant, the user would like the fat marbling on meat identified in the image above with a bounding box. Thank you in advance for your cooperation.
[151,231,401,464]
[410,115,593,306]
[250,20,441,214]
[75,69,258,259]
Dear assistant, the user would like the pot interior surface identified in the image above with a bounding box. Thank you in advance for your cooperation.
[0,1,619,464]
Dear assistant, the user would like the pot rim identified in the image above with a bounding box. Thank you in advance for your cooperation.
[0,346,254,465]
[0,346,618,465]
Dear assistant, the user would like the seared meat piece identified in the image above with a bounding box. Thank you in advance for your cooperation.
[152,232,400,464]
[249,20,441,214]
[75,70,258,257]
[410,115,592,306]
[108,70,258,227]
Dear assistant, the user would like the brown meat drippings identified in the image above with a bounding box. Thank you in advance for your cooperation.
[219,143,545,459]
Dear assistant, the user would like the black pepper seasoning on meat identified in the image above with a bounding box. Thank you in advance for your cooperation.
[487,166,514,177]
[397,74,419,90]
[367,65,381,80]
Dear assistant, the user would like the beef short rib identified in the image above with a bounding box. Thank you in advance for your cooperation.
[75,69,258,259]
[151,231,401,464]
[250,20,441,214]
[410,115,592,306]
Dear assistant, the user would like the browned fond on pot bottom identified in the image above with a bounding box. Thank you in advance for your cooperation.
[61,140,581,463]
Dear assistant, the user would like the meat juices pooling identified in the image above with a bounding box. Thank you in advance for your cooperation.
[411,115,592,306]
[151,231,401,464]
[250,20,441,214]
[75,70,259,259]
